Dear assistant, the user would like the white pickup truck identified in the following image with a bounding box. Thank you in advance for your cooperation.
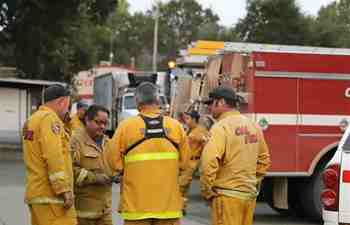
[94,71,169,136]
[322,124,350,225]
[117,88,169,124]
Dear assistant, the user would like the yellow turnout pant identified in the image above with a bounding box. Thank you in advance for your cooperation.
[179,159,200,195]
[29,204,77,225]
[77,213,112,225]
[124,218,180,225]
[211,195,256,225]
[179,159,200,211]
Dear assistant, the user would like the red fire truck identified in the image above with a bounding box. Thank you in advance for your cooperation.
[201,42,350,220]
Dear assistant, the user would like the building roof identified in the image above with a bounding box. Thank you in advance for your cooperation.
[0,67,17,78]
[0,77,65,86]
[222,42,350,56]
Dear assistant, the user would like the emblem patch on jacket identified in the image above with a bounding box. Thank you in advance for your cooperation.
[51,122,61,135]
[22,122,34,141]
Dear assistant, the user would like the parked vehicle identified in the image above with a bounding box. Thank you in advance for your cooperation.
[93,70,169,135]
[322,125,350,225]
[117,87,169,123]
[176,42,350,220]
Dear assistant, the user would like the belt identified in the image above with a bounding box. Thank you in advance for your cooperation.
[215,188,257,201]
[77,209,111,219]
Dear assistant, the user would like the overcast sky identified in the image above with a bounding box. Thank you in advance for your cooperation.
[128,0,335,26]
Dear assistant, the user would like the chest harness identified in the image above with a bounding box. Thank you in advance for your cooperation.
[124,115,179,155]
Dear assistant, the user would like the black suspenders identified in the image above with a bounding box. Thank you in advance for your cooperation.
[124,115,179,155]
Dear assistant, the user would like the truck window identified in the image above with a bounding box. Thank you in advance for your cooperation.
[124,95,136,109]
[160,96,167,105]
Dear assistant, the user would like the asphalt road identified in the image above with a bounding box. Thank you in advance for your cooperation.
[0,161,321,225]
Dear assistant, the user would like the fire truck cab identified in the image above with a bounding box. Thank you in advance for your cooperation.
[200,42,350,220]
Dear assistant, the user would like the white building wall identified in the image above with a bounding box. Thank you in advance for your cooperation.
[0,87,26,144]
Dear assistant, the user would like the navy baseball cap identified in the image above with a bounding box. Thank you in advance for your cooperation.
[184,110,200,120]
[203,86,236,105]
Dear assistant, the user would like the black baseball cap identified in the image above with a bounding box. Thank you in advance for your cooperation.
[43,84,70,103]
[184,110,200,120]
[203,86,236,105]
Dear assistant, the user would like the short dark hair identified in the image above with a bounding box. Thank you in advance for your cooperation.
[84,105,110,122]
[185,110,200,123]
[135,82,159,105]
[221,97,236,108]
[205,86,237,108]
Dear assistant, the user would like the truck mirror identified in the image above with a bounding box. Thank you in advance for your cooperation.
[128,73,136,87]
[151,73,157,84]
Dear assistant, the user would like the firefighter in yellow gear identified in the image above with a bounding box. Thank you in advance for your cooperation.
[106,82,190,225]
[200,86,271,225]
[22,84,77,225]
[179,110,209,210]
[70,105,114,225]
[69,100,89,134]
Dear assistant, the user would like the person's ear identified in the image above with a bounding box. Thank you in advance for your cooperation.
[55,97,63,106]
[218,98,226,107]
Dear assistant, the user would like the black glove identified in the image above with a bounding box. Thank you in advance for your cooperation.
[95,173,112,185]
[111,175,121,184]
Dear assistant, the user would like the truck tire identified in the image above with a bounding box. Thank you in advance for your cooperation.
[262,179,290,215]
[298,160,327,221]
[288,179,305,217]
[263,178,306,217]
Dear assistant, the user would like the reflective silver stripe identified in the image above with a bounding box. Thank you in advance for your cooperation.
[223,42,350,56]
[76,168,89,186]
[216,188,257,200]
[77,210,104,219]
[255,71,350,80]
[266,172,309,177]
[298,133,343,138]
[26,197,64,204]
[147,129,164,134]
[253,113,350,126]
[49,171,65,182]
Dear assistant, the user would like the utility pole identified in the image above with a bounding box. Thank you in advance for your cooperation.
[152,1,160,73]
[109,30,119,65]
[109,31,114,65]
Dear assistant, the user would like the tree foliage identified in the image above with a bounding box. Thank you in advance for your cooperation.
[0,0,17,66]
[312,0,350,48]
[103,0,224,70]
[235,0,312,45]
[0,0,117,81]
[106,1,154,68]
[0,0,17,30]
[158,0,219,58]
[198,22,239,42]
[5,0,350,82]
